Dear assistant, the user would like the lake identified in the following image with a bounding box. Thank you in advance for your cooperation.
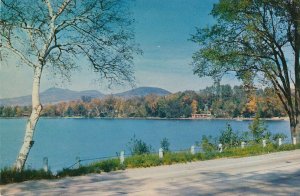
[0,118,290,172]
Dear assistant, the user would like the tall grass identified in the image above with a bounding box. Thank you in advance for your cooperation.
[0,168,54,184]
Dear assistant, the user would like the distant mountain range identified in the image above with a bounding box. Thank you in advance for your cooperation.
[0,87,171,106]
[114,87,171,98]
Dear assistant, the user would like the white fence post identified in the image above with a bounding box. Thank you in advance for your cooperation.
[293,137,297,145]
[218,143,223,152]
[278,138,282,146]
[159,148,163,159]
[262,139,266,148]
[120,151,125,164]
[241,142,245,149]
[76,156,81,169]
[191,145,195,155]
[43,157,48,172]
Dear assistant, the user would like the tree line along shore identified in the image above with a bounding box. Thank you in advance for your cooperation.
[0,85,288,119]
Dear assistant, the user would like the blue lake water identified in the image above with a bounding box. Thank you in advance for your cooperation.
[0,118,290,172]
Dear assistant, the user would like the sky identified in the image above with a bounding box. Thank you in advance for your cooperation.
[0,0,240,99]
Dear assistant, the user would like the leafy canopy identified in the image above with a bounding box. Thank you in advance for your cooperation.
[0,0,140,85]
[191,0,300,132]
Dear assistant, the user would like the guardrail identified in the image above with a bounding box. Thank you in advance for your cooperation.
[39,137,297,172]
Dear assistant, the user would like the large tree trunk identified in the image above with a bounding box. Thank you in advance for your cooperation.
[292,114,300,144]
[14,66,43,171]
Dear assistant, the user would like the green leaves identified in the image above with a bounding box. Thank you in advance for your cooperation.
[190,0,295,85]
[127,135,152,156]
[248,113,271,142]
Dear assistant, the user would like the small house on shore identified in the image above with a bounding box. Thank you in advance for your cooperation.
[191,112,212,119]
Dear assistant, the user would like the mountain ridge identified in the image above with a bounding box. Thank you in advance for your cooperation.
[0,87,171,106]
[114,87,171,98]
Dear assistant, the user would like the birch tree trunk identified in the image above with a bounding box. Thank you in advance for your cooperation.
[15,66,43,171]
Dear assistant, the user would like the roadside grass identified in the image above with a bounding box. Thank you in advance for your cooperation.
[1,143,300,185]
[0,168,54,184]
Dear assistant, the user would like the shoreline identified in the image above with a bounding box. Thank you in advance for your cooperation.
[0,116,290,121]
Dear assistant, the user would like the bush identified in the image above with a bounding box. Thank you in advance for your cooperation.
[57,158,121,177]
[160,137,170,152]
[127,135,152,155]
[0,168,54,184]
[57,166,95,177]
[91,159,121,172]
[219,124,241,148]
[272,133,287,143]
[248,113,271,142]
[2,142,300,184]
[201,135,217,153]
[125,154,161,168]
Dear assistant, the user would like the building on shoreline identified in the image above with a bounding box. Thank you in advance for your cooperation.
[191,112,212,119]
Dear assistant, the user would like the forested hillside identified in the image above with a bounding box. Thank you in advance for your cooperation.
[0,85,286,118]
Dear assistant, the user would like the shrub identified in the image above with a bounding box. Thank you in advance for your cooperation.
[219,124,241,148]
[124,154,161,168]
[248,113,271,142]
[127,135,152,155]
[0,168,54,184]
[2,142,300,185]
[163,152,194,164]
[91,159,120,172]
[160,137,170,152]
[57,158,122,177]
[57,166,95,177]
[201,135,217,153]
[272,133,287,143]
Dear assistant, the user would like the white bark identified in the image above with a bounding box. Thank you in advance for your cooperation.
[15,66,43,171]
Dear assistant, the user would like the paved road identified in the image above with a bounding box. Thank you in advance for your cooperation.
[1,150,300,196]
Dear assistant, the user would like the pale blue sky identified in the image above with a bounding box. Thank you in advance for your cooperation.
[0,0,240,99]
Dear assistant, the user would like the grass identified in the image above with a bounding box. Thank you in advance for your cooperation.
[0,168,54,184]
[1,143,300,185]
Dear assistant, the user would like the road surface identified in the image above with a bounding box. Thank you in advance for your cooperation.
[1,150,300,195]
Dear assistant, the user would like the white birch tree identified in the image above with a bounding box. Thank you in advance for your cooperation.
[0,0,139,171]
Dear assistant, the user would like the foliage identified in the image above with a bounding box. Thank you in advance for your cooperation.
[124,154,162,168]
[201,135,217,153]
[219,124,242,148]
[57,159,121,177]
[56,167,96,177]
[0,85,287,119]
[190,0,300,139]
[203,121,284,150]
[1,0,142,170]
[91,159,121,172]
[2,143,300,184]
[248,114,271,143]
[127,135,152,155]
[272,133,288,143]
[160,137,170,152]
[0,0,140,85]
[0,168,54,184]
